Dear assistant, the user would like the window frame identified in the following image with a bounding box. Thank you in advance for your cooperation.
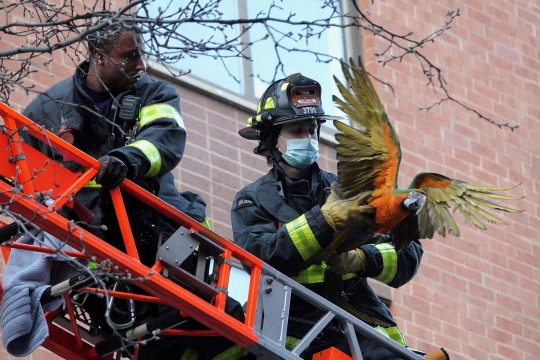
[148,0,362,144]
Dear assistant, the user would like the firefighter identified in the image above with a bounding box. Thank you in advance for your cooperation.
[21,18,244,360]
[231,73,425,359]
[21,19,209,259]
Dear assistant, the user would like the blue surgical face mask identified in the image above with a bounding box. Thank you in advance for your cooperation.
[279,136,320,169]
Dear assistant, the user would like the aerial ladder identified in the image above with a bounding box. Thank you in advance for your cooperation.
[0,101,424,360]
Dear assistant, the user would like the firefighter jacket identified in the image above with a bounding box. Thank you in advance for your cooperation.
[22,61,206,264]
[231,163,423,328]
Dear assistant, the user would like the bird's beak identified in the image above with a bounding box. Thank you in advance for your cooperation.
[402,193,427,215]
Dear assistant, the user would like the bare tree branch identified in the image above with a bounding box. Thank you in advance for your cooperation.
[0,0,516,129]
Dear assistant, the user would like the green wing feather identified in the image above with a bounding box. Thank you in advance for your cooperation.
[410,173,523,239]
[333,57,401,199]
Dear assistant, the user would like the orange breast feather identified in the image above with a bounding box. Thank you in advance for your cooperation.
[369,193,410,233]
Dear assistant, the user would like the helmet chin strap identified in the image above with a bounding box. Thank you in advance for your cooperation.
[271,147,284,164]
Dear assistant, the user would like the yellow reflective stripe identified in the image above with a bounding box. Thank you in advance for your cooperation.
[256,100,261,114]
[291,263,357,284]
[285,215,320,261]
[128,140,161,177]
[201,217,212,230]
[342,272,357,281]
[292,264,325,283]
[385,326,407,346]
[373,326,407,347]
[374,243,397,284]
[248,114,264,126]
[212,345,249,360]
[180,348,199,360]
[264,97,275,109]
[140,103,184,129]
[84,179,102,188]
[285,336,301,350]
[280,82,289,91]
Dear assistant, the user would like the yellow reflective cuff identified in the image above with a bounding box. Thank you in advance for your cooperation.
[373,326,407,347]
[374,243,397,284]
[285,215,320,261]
[180,348,199,360]
[291,263,357,284]
[140,103,184,129]
[128,140,162,177]
[84,179,102,188]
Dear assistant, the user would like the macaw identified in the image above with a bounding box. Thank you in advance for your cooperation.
[331,57,523,251]
[314,57,524,327]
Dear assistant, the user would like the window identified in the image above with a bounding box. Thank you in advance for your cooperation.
[147,0,361,122]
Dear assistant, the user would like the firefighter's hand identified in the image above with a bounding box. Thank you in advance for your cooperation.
[326,249,367,275]
[321,182,374,231]
[96,156,128,189]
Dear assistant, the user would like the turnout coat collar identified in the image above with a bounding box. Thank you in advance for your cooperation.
[256,170,299,223]
[64,62,115,147]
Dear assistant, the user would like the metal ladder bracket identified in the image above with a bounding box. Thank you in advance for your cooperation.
[156,226,223,300]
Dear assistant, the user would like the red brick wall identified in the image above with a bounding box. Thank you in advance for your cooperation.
[359,1,539,359]
[1,1,539,359]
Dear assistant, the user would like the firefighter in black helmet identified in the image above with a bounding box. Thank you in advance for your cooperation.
[232,73,425,359]
[239,73,341,168]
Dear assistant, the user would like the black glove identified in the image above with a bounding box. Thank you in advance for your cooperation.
[96,156,128,189]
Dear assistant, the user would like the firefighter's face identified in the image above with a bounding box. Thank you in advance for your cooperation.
[276,119,318,152]
[94,31,146,93]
